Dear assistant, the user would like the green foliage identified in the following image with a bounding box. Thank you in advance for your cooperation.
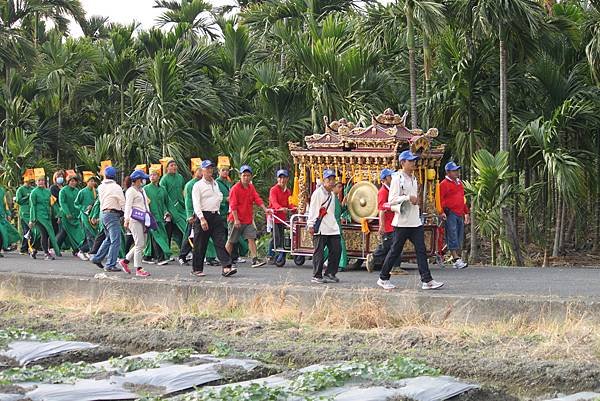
[0,362,98,385]
[208,341,233,357]
[0,328,75,349]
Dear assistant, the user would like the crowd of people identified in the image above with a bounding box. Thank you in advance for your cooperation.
[0,151,469,291]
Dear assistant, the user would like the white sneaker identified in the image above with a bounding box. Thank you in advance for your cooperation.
[453,259,468,269]
[377,278,396,290]
[422,280,444,290]
[77,251,88,261]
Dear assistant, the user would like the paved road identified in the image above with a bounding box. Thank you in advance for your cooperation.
[0,251,599,299]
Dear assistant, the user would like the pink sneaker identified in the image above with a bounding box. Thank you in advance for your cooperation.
[119,259,131,274]
[136,268,150,277]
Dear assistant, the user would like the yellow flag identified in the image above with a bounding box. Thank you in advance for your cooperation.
[289,171,299,207]
[360,217,370,233]
[217,156,231,169]
[435,181,442,214]
[34,168,45,180]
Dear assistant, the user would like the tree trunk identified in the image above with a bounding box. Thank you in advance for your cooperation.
[552,191,561,257]
[468,96,479,262]
[57,81,62,165]
[559,199,567,253]
[499,38,508,152]
[406,2,418,129]
[120,85,125,125]
[523,158,530,245]
[502,207,523,265]
[422,34,431,129]
[596,135,600,251]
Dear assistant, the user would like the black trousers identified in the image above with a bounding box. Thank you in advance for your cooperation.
[192,212,231,272]
[36,223,50,254]
[20,219,30,253]
[166,221,183,250]
[91,231,106,255]
[178,223,193,259]
[380,226,433,283]
[312,234,341,278]
[373,232,402,269]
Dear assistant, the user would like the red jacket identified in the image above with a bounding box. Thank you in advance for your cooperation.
[378,185,394,233]
[439,176,470,217]
[228,182,264,224]
[268,184,292,224]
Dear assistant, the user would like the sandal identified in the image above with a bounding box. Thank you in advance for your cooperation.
[190,271,206,277]
[222,267,237,277]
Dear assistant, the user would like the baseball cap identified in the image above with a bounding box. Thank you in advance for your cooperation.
[380,168,394,180]
[240,165,253,174]
[130,169,149,181]
[398,150,419,161]
[104,166,117,179]
[276,169,289,177]
[445,161,461,171]
[201,160,214,169]
[323,169,336,179]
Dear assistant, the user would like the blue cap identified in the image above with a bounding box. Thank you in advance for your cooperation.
[201,160,214,169]
[399,150,419,161]
[380,168,394,180]
[130,169,149,181]
[445,161,461,171]
[323,169,336,179]
[104,166,117,179]
[240,165,253,174]
[276,169,289,177]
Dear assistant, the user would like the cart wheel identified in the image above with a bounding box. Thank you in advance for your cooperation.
[293,256,306,266]
[276,257,286,267]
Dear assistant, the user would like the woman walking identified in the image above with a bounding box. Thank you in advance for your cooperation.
[29,176,62,260]
[120,170,151,277]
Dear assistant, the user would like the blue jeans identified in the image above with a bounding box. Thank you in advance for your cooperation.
[91,211,122,268]
[445,211,464,251]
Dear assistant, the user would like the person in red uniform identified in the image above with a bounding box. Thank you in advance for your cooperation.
[366,169,404,273]
[268,169,294,265]
[439,161,470,269]
[226,165,270,268]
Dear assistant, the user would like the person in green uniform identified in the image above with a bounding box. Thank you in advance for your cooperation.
[323,182,348,271]
[177,167,218,265]
[29,176,61,260]
[143,170,171,265]
[0,185,20,256]
[15,177,35,254]
[216,165,248,263]
[74,176,98,259]
[159,160,188,254]
[58,175,86,259]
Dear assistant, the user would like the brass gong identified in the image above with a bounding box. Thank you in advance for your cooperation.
[346,181,378,223]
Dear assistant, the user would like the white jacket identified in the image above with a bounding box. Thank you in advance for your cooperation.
[307,185,339,235]
[388,171,422,227]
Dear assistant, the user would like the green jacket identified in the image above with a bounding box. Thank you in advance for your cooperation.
[183,178,199,219]
[216,177,232,218]
[15,184,33,221]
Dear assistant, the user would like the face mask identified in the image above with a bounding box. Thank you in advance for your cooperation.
[56,177,64,185]
[142,179,147,185]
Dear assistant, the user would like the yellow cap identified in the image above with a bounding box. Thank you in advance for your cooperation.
[135,164,148,173]
[149,164,162,176]
[34,168,46,180]
[159,157,174,175]
[217,156,231,169]
[100,160,112,176]
[23,168,35,182]
[82,171,94,183]
[190,158,202,172]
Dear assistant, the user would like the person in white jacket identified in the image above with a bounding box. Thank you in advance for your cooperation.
[120,169,151,277]
[377,150,444,291]
[307,169,341,284]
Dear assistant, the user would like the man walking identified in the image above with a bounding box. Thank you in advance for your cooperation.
[15,176,35,255]
[191,160,235,277]
[366,168,404,273]
[268,169,293,265]
[160,160,187,253]
[90,166,125,272]
[144,169,171,265]
[307,169,341,284]
[377,151,444,290]
[440,161,470,269]
[75,176,99,259]
[226,165,270,268]
[216,163,248,264]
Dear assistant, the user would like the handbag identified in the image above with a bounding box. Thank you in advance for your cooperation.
[130,190,158,230]
[313,193,332,234]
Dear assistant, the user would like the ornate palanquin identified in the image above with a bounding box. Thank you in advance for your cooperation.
[288,108,445,262]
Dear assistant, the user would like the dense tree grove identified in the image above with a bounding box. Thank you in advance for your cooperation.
[1,0,600,265]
